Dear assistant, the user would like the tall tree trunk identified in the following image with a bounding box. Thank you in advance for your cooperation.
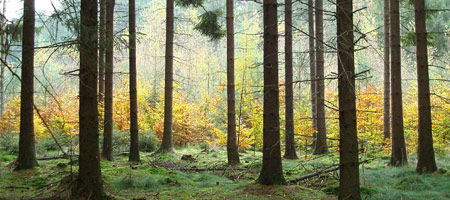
[99,0,106,100]
[16,0,38,170]
[308,0,317,146]
[226,0,240,165]
[102,0,115,161]
[389,0,407,166]
[257,0,285,185]
[0,0,6,117]
[158,0,174,153]
[383,0,390,140]
[313,0,328,155]
[414,0,437,174]
[336,0,361,199]
[283,0,297,159]
[76,0,104,198]
[128,0,140,162]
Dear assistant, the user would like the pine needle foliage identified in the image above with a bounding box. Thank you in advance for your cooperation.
[175,0,204,8]
[194,9,225,41]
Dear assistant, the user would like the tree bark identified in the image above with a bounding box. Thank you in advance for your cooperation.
[313,0,328,155]
[128,0,140,162]
[75,0,104,198]
[158,0,174,153]
[283,0,297,159]
[16,0,38,170]
[336,0,361,199]
[414,0,437,173]
[308,0,317,145]
[99,0,106,100]
[383,0,390,140]
[0,0,6,117]
[102,0,115,161]
[389,0,407,166]
[257,0,285,185]
[226,0,240,165]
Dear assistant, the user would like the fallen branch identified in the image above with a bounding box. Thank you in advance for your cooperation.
[37,155,79,161]
[287,165,339,184]
[287,159,374,184]
[2,185,30,190]
[166,167,249,172]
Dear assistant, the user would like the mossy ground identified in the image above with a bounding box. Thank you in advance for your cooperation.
[0,146,449,199]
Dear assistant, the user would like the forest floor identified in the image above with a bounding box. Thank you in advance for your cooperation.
[0,146,449,200]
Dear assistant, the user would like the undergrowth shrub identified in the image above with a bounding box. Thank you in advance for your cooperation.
[139,130,158,152]
[0,151,14,162]
[0,133,18,155]
[112,130,130,153]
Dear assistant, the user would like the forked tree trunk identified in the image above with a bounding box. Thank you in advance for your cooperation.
[313,0,328,155]
[283,0,297,159]
[308,0,317,145]
[226,0,240,165]
[383,0,391,140]
[389,0,407,166]
[414,0,437,173]
[16,0,38,170]
[102,0,115,161]
[99,0,106,100]
[75,0,104,198]
[257,0,285,185]
[336,0,361,199]
[128,0,140,162]
[159,0,174,153]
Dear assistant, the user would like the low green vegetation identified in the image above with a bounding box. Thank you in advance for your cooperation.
[0,146,449,199]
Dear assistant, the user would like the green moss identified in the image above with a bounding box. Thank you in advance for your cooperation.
[1,146,450,199]
[394,176,431,191]
[321,183,339,195]
[360,186,377,196]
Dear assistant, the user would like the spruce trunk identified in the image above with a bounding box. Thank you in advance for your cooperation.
[337,0,361,199]
[414,0,437,173]
[389,0,407,166]
[383,0,391,140]
[226,0,240,165]
[16,0,38,170]
[128,0,140,162]
[258,0,285,185]
[76,0,104,198]
[284,0,297,159]
[102,0,115,161]
[159,0,175,153]
[314,0,328,155]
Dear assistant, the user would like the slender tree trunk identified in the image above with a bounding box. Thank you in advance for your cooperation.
[128,0,140,162]
[0,0,6,117]
[226,0,240,165]
[99,0,106,100]
[389,0,407,166]
[383,0,390,140]
[308,0,317,145]
[313,0,328,155]
[75,0,104,198]
[283,0,297,159]
[414,0,437,173]
[257,0,285,185]
[102,0,114,161]
[158,0,174,153]
[16,0,38,170]
[337,0,361,199]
